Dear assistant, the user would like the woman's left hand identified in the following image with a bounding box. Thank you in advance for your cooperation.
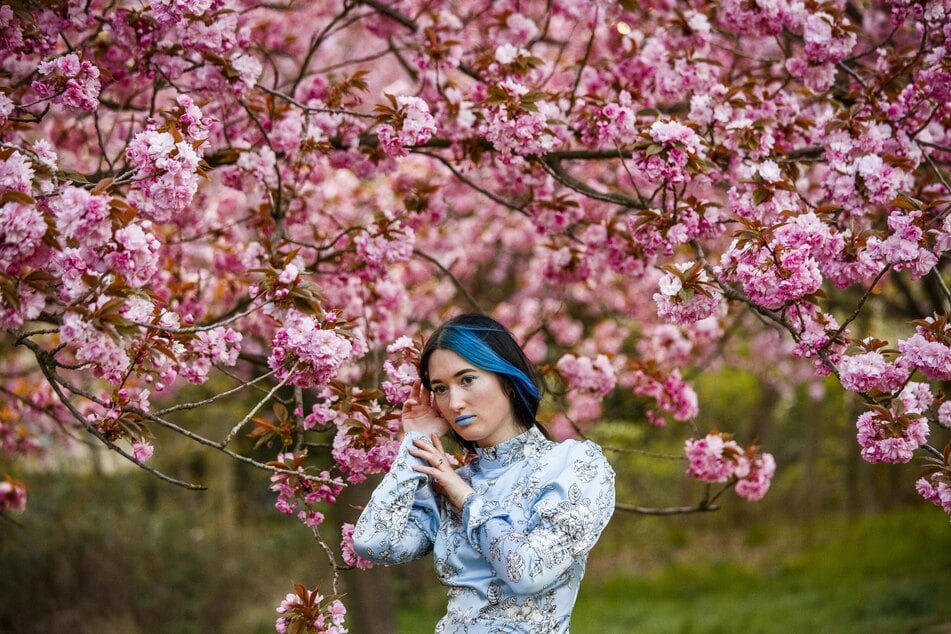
[409,433,475,511]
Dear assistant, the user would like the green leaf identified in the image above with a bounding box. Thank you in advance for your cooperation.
[752,188,771,206]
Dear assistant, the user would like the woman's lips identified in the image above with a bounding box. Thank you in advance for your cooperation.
[455,415,475,426]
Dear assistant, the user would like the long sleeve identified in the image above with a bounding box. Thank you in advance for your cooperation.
[352,431,442,564]
[460,440,615,595]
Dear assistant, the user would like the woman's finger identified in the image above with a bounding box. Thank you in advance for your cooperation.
[410,439,447,469]
[410,440,439,462]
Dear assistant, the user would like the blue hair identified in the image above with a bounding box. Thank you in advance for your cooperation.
[440,325,540,412]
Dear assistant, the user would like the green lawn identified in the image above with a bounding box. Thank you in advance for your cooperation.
[401,509,951,633]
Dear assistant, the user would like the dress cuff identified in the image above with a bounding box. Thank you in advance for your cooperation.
[398,430,430,457]
[394,431,435,499]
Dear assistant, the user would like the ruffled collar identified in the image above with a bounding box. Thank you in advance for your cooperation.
[475,426,546,467]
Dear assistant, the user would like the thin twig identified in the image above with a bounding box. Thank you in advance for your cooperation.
[222,363,299,447]
[412,249,484,312]
[614,501,720,515]
[312,526,343,596]
[130,298,269,334]
[154,367,280,416]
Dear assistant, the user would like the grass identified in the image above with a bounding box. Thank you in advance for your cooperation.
[570,508,951,633]
[399,508,951,633]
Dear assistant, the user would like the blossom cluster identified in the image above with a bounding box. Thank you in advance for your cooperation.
[275,584,347,634]
[866,211,938,279]
[855,381,934,464]
[684,433,777,502]
[653,261,722,325]
[555,353,616,398]
[481,79,560,161]
[352,220,416,280]
[339,522,375,570]
[719,240,823,311]
[267,311,354,388]
[837,350,910,394]
[331,411,400,484]
[621,366,699,426]
[381,336,420,404]
[270,453,345,528]
[635,120,709,185]
[916,472,951,518]
[125,98,209,224]
[31,53,101,111]
[897,315,951,382]
[0,476,27,514]
[377,96,437,158]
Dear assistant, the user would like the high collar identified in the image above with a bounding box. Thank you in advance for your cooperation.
[475,426,546,467]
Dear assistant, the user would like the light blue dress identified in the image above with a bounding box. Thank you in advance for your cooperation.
[353,426,616,633]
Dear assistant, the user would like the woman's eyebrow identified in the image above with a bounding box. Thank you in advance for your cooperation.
[430,368,478,384]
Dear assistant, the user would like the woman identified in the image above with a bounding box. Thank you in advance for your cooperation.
[353,313,616,633]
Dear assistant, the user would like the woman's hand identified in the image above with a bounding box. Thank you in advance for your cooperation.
[410,433,475,511]
[401,380,450,438]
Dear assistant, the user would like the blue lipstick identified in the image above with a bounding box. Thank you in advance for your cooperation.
[455,415,475,427]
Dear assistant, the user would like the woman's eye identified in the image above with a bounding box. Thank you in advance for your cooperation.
[432,385,447,395]
[461,375,477,386]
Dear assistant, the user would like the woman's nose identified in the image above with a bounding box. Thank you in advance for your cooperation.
[448,388,466,411]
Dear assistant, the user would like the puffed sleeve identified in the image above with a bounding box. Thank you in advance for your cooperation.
[352,431,442,564]
[461,440,615,594]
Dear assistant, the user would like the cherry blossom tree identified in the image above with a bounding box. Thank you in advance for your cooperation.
[1,0,949,630]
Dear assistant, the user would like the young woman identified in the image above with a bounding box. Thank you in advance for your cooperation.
[353,313,616,633]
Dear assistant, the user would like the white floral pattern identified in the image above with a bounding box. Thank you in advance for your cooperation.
[353,427,615,633]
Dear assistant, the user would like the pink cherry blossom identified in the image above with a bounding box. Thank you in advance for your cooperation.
[938,401,951,429]
[685,433,739,483]
[837,351,910,393]
[720,242,823,310]
[855,409,930,464]
[653,262,722,324]
[0,477,27,513]
[268,311,354,388]
[32,53,101,110]
[555,353,616,397]
[685,433,776,501]
[734,451,776,502]
[916,473,951,516]
[897,381,934,415]
[132,439,154,462]
[866,211,938,279]
[331,412,399,484]
[378,96,437,158]
[897,332,951,381]
[340,522,375,570]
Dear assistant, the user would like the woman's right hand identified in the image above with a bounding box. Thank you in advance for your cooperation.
[401,380,450,438]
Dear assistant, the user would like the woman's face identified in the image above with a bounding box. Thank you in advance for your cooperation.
[427,348,522,448]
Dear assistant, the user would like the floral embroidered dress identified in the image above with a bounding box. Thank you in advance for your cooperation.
[353,426,616,633]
